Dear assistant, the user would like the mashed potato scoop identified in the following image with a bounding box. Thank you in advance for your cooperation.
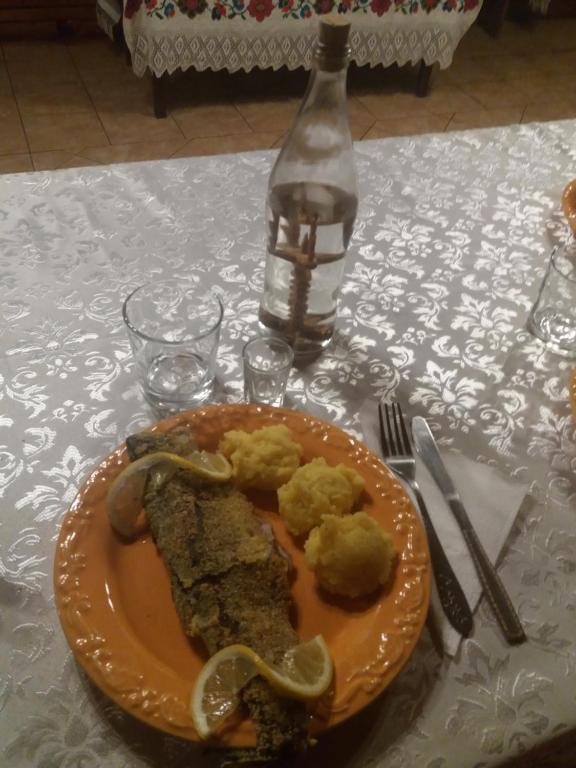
[219,424,302,490]
[305,512,395,599]
[278,457,364,537]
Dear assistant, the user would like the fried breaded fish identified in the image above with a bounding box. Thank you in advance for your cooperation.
[126,427,308,762]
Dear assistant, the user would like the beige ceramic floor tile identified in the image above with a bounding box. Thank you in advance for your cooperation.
[22,112,109,153]
[4,42,80,93]
[86,73,185,147]
[485,54,538,79]
[0,60,11,95]
[358,85,479,120]
[348,97,376,135]
[98,108,185,146]
[32,150,102,172]
[530,51,576,77]
[232,94,374,138]
[67,38,125,69]
[0,93,19,120]
[0,116,28,155]
[457,24,501,57]
[533,18,576,42]
[522,101,576,125]
[9,61,82,94]
[0,153,33,173]
[432,67,459,88]
[537,21,576,53]
[234,99,301,133]
[80,141,186,165]
[424,86,483,115]
[461,81,530,110]
[356,91,431,120]
[444,56,512,85]
[170,71,235,104]
[171,132,282,158]
[77,57,136,87]
[447,108,524,132]
[497,19,576,55]
[3,42,71,66]
[504,75,567,103]
[17,83,93,117]
[497,25,538,56]
[85,77,165,119]
[351,123,371,141]
[551,74,576,93]
[86,76,152,109]
[363,114,452,140]
[172,104,250,140]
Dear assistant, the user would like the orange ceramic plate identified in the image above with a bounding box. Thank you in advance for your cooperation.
[562,179,576,236]
[54,404,430,746]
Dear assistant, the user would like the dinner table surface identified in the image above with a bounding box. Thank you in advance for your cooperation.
[1,119,576,768]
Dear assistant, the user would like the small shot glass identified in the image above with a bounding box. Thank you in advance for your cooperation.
[242,336,294,407]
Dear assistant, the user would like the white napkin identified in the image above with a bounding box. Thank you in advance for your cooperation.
[359,400,529,657]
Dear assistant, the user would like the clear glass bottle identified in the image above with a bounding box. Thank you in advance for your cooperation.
[258,17,358,360]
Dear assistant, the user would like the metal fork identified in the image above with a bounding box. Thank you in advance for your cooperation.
[378,400,473,637]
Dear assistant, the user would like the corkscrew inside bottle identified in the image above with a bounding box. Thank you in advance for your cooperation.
[259,182,357,359]
[258,17,357,361]
[286,211,317,346]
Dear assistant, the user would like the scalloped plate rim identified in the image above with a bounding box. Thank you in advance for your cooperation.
[53,403,431,747]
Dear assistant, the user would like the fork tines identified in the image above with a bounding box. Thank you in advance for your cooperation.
[378,400,412,458]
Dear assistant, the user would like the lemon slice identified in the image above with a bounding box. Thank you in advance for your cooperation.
[191,636,333,739]
[107,450,232,537]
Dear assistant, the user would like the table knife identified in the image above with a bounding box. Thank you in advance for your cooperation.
[412,416,526,645]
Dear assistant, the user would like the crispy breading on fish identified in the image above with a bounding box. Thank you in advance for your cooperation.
[126,427,308,761]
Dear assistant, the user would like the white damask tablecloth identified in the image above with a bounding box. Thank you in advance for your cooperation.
[1,120,575,768]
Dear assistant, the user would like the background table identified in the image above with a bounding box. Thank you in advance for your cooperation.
[121,1,482,78]
[0,120,575,768]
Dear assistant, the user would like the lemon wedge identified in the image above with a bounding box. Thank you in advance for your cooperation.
[107,450,232,537]
[191,636,333,740]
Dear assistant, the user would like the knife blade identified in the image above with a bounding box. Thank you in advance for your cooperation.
[411,416,526,646]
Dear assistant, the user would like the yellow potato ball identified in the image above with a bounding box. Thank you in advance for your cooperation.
[277,457,364,537]
[304,512,395,598]
[219,424,302,491]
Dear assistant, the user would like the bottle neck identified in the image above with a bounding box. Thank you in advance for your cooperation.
[303,63,348,110]
[312,36,350,73]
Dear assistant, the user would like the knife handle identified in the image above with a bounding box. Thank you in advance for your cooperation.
[457,513,526,645]
[411,483,473,638]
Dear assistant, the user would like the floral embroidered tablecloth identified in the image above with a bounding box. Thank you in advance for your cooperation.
[122,0,482,76]
[1,120,576,768]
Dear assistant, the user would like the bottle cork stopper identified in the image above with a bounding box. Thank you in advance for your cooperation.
[318,14,351,57]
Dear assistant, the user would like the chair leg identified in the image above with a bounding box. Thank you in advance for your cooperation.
[416,62,433,98]
[153,73,169,119]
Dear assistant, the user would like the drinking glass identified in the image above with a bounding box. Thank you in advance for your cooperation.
[243,337,293,407]
[123,280,223,412]
[528,240,576,356]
